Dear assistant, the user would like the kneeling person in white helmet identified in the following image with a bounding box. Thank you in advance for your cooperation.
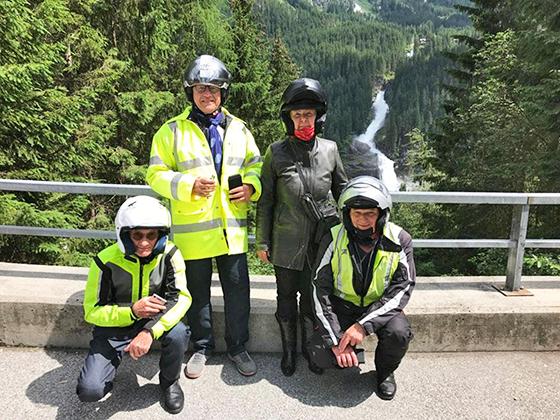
[309,177,415,400]
[76,196,192,414]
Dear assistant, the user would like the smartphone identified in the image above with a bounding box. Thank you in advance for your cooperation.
[228,174,243,191]
[355,348,365,364]
[152,293,167,304]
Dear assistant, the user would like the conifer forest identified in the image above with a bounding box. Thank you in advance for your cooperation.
[1,0,559,275]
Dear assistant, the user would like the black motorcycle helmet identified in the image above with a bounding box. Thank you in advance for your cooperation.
[280,78,328,135]
[183,55,232,104]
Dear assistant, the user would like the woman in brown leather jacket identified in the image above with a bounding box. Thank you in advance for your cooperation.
[256,78,347,376]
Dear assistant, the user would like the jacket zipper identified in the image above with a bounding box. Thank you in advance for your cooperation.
[138,262,144,301]
[362,249,376,307]
[350,250,366,307]
[350,242,377,307]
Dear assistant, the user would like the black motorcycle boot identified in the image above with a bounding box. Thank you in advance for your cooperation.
[161,380,184,414]
[276,313,297,376]
[300,315,324,375]
[376,372,397,401]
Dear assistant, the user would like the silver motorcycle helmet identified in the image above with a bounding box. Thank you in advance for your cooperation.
[338,176,392,234]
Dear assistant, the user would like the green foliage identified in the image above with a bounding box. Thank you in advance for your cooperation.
[402,0,560,275]
[525,252,560,276]
[433,0,560,194]
[467,248,508,275]
[256,0,410,140]
[404,128,445,188]
[247,244,275,275]
[380,28,462,166]
[0,193,74,262]
[0,0,297,265]
[227,0,297,151]
[373,0,472,28]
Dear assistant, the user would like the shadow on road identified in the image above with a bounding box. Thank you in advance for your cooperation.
[25,291,164,419]
[219,353,377,408]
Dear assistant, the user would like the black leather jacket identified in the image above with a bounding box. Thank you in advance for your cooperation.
[256,136,347,270]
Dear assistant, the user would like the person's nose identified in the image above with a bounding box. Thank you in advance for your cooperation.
[297,119,311,128]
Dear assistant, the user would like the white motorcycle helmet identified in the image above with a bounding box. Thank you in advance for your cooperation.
[338,176,392,234]
[115,195,171,256]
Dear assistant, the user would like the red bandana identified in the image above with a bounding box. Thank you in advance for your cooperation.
[294,126,315,141]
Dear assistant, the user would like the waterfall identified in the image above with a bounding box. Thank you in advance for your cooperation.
[354,90,401,191]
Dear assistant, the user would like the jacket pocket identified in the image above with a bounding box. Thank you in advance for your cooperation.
[172,198,209,222]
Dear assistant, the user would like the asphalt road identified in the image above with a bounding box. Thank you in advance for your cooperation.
[2,347,559,419]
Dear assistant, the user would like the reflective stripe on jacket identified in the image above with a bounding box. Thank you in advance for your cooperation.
[330,223,400,307]
[146,106,262,259]
[83,242,192,340]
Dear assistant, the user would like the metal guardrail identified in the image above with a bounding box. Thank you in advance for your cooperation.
[1,179,560,292]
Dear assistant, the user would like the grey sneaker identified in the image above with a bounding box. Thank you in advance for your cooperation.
[185,352,208,379]
[228,351,257,376]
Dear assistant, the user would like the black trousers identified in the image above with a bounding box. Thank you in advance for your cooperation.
[185,253,250,356]
[76,320,190,402]
[308,311,412,382]
[273,264,314,321]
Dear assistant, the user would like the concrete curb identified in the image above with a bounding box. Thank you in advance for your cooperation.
[1,262,559,352]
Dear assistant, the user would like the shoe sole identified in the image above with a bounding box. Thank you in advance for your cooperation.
[161,389,184,414]
[184,353,209,379]
[162,401,184,414]
[184,365,203,379]
[227,353,257,376]
[376,391,395,401]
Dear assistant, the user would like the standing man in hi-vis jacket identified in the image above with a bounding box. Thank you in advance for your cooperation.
[147,55,262,379]
[309,176,415,400]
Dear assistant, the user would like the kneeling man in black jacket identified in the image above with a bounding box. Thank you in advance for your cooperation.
[309,176,415,400]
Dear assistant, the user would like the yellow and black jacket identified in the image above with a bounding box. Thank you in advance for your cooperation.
[83,241,191,340]
[311,222,415,347]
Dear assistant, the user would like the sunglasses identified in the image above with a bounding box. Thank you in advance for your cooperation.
[193,85,220,94]
[130,230,159,241]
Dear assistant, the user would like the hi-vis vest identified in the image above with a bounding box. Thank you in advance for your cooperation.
[146,107,262,260]
[330,222,402,307]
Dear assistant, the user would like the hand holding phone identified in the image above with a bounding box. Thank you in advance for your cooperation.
[228,174,250,203]
[151,293,167,304]
[132,294,166,318]
[355,348,365,364]
[228,174,243,191]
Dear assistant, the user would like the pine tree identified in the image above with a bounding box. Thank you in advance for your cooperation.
[227,0,296,152]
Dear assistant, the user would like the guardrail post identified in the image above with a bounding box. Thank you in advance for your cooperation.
[505,204,530,291]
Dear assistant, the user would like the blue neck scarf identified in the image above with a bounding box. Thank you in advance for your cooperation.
[208,112,224,177]
[190,107,225,177]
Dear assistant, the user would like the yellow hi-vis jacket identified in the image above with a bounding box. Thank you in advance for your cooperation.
[83,242,191,340]
[146,106,262,260]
